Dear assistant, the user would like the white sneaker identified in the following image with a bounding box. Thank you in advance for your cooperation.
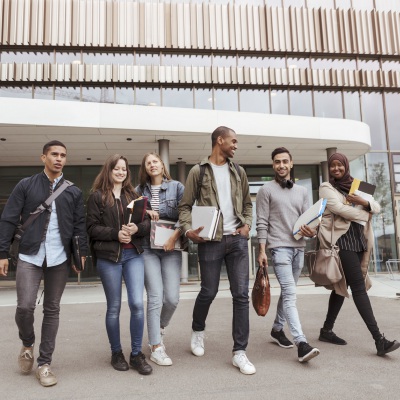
[191,330,205,357]
[232,351,256,375]
[150,346,172,366]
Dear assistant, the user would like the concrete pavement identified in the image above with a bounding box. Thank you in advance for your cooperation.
[0,275,399,400]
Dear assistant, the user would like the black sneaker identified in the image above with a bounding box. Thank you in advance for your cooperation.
[298,342,320,363]
[129,352,153,375]
[270,329,294,348]
[111,350,129,371]
[375,335,400,357]
[319,328,347,345]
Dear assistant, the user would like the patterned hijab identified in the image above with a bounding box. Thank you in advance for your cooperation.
[328,153,353,194]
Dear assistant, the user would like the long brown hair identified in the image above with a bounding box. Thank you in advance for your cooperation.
[138,152,172,187]
[91,154,137,206]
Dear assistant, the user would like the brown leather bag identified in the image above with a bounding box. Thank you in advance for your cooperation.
[252,264,271,317]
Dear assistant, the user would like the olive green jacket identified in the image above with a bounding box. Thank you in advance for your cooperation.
[178,157,253,241]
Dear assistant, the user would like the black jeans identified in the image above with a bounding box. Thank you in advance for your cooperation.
[15,259,69,365]
[192,234,250,352]
[323,250,381,340]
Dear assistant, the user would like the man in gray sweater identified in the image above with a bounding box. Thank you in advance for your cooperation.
[256,147,320,363]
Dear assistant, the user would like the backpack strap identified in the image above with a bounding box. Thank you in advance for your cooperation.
[195,162,241,202]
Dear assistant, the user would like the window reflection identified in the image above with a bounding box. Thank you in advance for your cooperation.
[214,89,238,111]
[358,59,380,71]
[307,0,334,8]
[287,58,309,69]
[289,90,312,117]
[366,152,397,265]
[137,53,160,66]
[163,88,193,108]
[350,156,366,182]
[55,52,82,64]
[213,55,236,67]
[34,86,54,100]
[283,0,305,7]
[83,53,133,64]
[240,90,269,114]
[311,58,357,70]
[82,87,114,103]
[382,61,400,72]
[238,57,285,68]
[55,86,80,101]
[194,88,213,110]
[0,52,53,63]
[375,0,400,11]
[136,87,161,106]
[343,91,360,121]
[384,93,400,151]
[314,91,343,119]
[361,92,386,150]
[352,0,374,11]
[0,86,32,98]
[116,87,134,105]
[162,54,211,67]
[334,0,351,8]
[271,90,288,115]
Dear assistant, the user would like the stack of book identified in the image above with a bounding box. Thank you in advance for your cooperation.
[191,206,221,241]
[293,198,327,240]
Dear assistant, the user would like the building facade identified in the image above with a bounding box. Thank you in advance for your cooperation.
[0,0,399,280]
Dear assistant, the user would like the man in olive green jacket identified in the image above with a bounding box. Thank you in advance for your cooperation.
[178,126,254,375]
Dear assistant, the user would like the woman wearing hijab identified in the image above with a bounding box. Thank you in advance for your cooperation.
[317,153,399,356]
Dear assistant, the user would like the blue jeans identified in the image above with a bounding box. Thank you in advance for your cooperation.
[15,259,69,366]
[193,234,250,352]
[270,247,306,345]
[142,247,182,345]
[97,249,145,355]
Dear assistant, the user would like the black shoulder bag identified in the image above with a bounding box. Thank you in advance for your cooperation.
[9,180,72,267]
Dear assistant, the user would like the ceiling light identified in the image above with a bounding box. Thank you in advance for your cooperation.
[126,138,132,141]
[257,145,262,148]
[0,138,6,141]
[148,102,157,106]
[86,157,91,160]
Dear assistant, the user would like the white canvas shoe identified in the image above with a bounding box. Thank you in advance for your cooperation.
[191,330,205,357]
[232,351,256,375]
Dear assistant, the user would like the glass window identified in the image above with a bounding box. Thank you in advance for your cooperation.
[352,0,374,11]
[289,90,312,117]
[0,86,32,99]
[136,53,160,66]
[314,91,343,119]
[116,87,134,105]
[162,54,211,67]
[307,0,334,8]
[266,0,283,6]
[375,0,400,12]
[382,61,400,72]
[238,57,285,68]
[83,53,132,64]
[212,55,237,67]
[135,87,161,106]
[214,89,238,111]
[350,156,366,181]
[385,93,400,151]
[163,88,193,108]
[82,87,114,103]
[311,58,357,70]
[287,58,309,69]
[0,51,53,63]
[334,0,351,8]
[361,92,387,150]
[283,0,305,7]
[194,88,213,110]
[358,59,380,71]
[240,90,270,114]
[55,52,82,64]
[55,86,81,101]
[366,152,398,266]
[271,90,289,115]
[34,86,54,100]
[343,91,361,121]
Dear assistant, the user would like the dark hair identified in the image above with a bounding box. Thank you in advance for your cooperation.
[43,140,67,155]
[271,147,292,161]
[211,126,235,148]
[91,154,137,206]
[138,152,172,186]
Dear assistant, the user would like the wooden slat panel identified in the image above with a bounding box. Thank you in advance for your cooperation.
[144,1,152,47]
[118,0,126,47]
[9,0,18,45]
[190,3,197,49]
[234,5,242,50]
[221,5,229,50]
[138,0,145,47]
[209,3,216,49]
[132,1,139,47]
[86,0,93,46]
[258,5,267,51]
[170,3,178,48]
[370,9,381,55]
[58,0,66,46]
[247,4,255,51]
[289,7,298,52]
[92,0,100,46]
[277,7,286,51]
[313,9,322,52]
[270,7,279,51]
[158,2,165,48]
[183,3,190,48]
[215,3,223,50]
[196,3,203,49]
[228,3,235,50]
[283,6,291,51]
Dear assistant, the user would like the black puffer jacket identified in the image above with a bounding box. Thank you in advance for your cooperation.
[0,172,87,260]
[86,190,150,263]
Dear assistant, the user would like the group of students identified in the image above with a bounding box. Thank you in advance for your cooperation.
[0,126,398,388]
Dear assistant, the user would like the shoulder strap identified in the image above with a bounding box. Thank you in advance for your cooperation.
[233,162,241,178]
[19,179,73,232]
[196,164,206,202]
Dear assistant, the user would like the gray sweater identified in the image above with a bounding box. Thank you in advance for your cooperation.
[256,180,309,249]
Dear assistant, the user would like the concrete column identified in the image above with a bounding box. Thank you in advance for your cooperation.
[177,161,186,184]
[158,139,170,172]
[326,147,337,159]
[321,161,329,183]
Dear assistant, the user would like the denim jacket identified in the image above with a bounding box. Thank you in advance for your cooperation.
[136,179,185,246]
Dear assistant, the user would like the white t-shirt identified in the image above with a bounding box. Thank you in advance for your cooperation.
[210,162,239,235]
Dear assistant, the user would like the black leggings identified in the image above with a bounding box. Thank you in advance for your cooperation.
[323,250,381,340]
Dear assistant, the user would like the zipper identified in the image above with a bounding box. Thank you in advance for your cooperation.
[115,199,121,262]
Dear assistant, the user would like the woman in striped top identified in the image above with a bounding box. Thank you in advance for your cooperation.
[317,153,399,356]
[136,153,185,367]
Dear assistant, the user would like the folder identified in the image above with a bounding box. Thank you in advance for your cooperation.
[191,206,221,241]
[293,198,327,240]
[349,179,376,196]
[127,197,148,224]
[150,219,183,250]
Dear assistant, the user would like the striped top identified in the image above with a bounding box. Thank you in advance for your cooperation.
[150,185,161,212]
[337,221,367,252]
